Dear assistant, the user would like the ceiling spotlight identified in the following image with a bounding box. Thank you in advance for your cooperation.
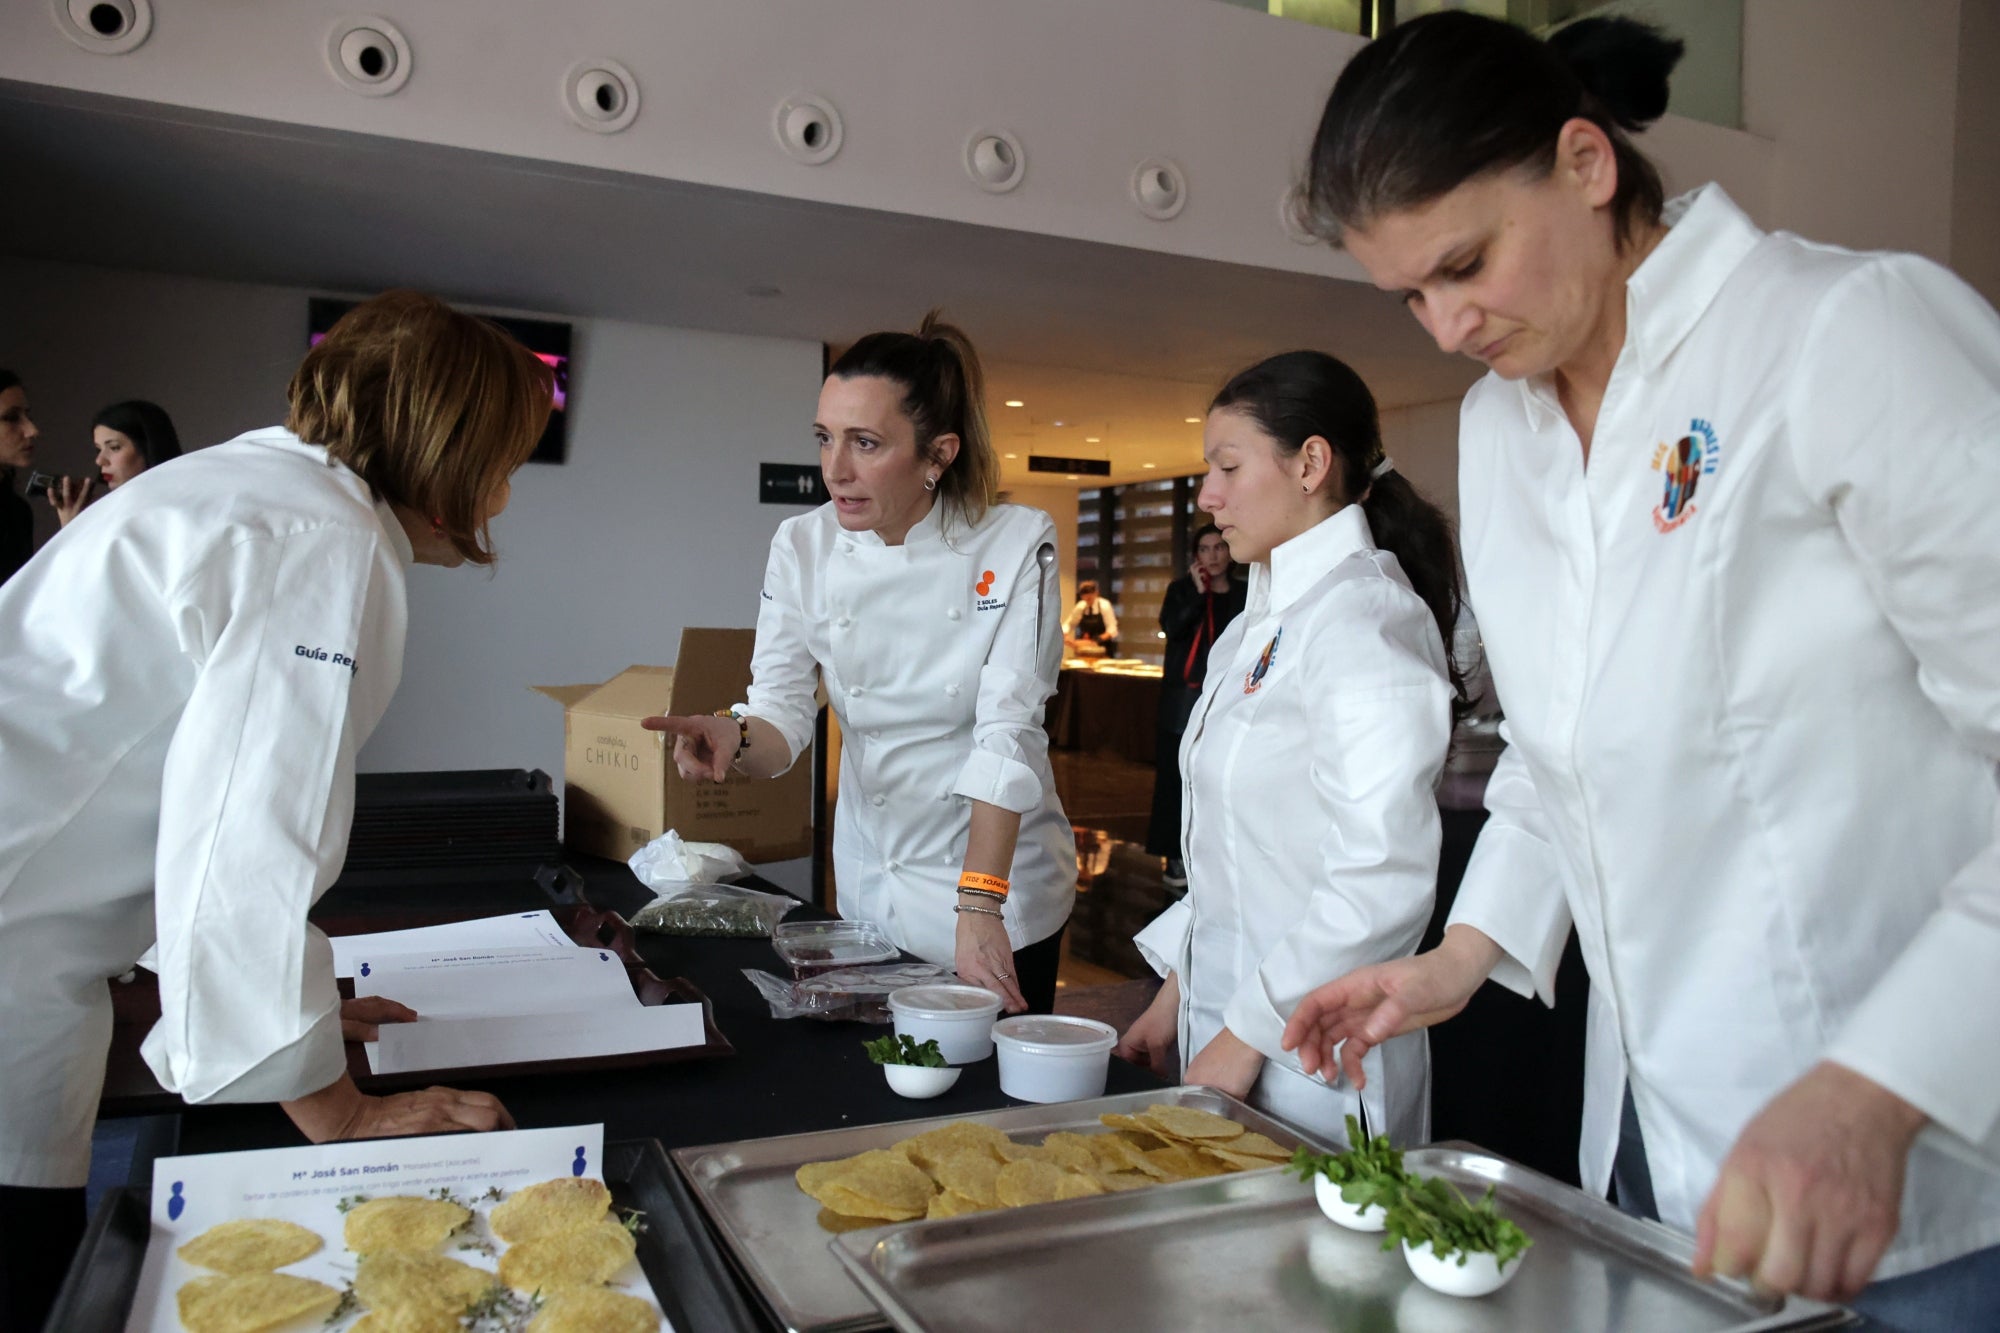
[1052,420,1066,427]
[1005,400,1025,408]
[1066,474,1079,480]
[1085,436,1100,443]
[1004,453,1018,459]
[1143,463,1158,469]
[1184,417,1201,424]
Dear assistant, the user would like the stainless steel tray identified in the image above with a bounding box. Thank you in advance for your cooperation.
[672,1086,1326,1333]
[831,1142,1858,1333]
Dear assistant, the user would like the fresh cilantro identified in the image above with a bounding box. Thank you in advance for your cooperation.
[863,1034,948,1067]
[1380,1174,1533,1268]
[1286,1115,1412,1212]
[334,1194,370,1214]
[323,1286,358,1324]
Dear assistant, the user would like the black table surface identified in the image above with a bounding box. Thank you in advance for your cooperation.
[170,856,1166,1160]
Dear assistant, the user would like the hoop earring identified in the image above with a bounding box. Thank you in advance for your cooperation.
[924,475,938,492]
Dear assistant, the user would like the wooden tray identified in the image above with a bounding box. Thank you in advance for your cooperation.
[101,903,731,1115]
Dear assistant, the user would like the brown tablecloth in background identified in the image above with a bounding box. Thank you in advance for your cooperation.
[1046,667,1161,764]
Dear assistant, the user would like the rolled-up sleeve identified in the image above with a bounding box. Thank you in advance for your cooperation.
[141,526,391,1105]
[1788,256,2000,1156]
[1223,582,1452,1068]
[1134,899,1193,980]
[950,514,1061,814]
[743,524,821,771]
[1444,728,1574,1006]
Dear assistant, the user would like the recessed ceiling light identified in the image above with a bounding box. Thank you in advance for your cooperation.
[1066,474,1079,480]
[1184,416,1201,424]
[1142,462,1158,469]
[1085,436,1100,443]
[1052,420,1066,427]
[1004,453,1018,459]
[1005,400,1025,408]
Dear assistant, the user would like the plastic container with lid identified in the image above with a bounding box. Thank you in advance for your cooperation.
[770,920,898,980]
[888,984,1005,1064]
[991,1014,1118,1103]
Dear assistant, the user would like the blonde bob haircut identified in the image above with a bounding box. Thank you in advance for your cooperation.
[287,290,554,566]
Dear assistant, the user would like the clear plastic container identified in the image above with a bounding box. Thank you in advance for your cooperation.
[770,920,898,980]
[888,984,1005,1064]
[991,1014,1118,1103]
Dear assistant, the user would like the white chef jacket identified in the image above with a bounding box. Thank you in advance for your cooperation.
[1448,184,2000,1276]
[1135,505,1452,1145]
[744,501,1074,966]
[0,428,410,1188]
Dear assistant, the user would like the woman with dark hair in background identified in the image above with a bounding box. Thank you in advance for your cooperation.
[645,313,1074,1013]
[0,369,40,585]
[1278,13,2000,1323]
[1146,522,1246,890]
[50,398,184,526]
[1116,350,1462,1147]
[0,292,545,1328]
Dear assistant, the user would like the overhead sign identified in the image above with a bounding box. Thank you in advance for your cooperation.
[1027,455,1111,476]
[760,463,830,505]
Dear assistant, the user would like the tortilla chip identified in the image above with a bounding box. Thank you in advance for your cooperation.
[1086,1133,1155,1175]
[1143,1144,1232,1181]
[817,1206,895,1234]
[353,1250,495,1314]
[351,1307,466,1333]
[1090,1170,1155,1192]
[497,1218,637,1291]
[995,1158,1069,1207]
[528,1286,661,1333]
[1223,1131,1292,1160]
[924,1189,994,1219]
[797,1149,935,1219]
[176,1218,323,1273]
[931,1149,1004,1207]
[1140,1105,1246,1141]
[1036,1132,1099,1174]
[1200,1144,1284,1173]
[175,1272,342,1333]
[895,1122,1010,1171]
[1053,1170,1108,1201]
[815,1181,928,1222]
[489,1177,612,1243]
[994,1141,1045,1163]
[342,1196,471,1254]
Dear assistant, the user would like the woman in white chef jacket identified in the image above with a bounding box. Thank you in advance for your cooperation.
[1115,351,1461,1147]
[0,292,542,1328]
[1279,13,2000,1325]
[648,314,1072,1013]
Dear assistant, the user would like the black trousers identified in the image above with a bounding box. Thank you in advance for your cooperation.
[0,1184,86,1332]
[1013,924,1067,1015]
[1145,685,1201,858]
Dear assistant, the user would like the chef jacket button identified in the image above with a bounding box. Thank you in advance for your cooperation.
[837,616,853,629]
[944,684,960,697]
[887,859,901,871]
[867,730,880,740]
[851,686,866,698]
[871,795,886,807]
[947,608,962,621]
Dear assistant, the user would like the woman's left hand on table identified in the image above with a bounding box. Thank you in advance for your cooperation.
[340,995,417,1042]
[1184,1026,1263,1099]
[955,909,1027,1013]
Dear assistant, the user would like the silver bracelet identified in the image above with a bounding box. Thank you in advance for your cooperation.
[953,903,1004,920]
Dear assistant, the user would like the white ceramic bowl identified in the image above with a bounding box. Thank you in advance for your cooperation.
[889,984,1004,1064]
[991,1015,1118,1103]
[1314,1173,1388,1231]
[882,1063,962,1099]
[1400,1239,1523,1298]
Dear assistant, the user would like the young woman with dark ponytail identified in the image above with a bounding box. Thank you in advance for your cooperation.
[1280,12,2000,1321]
[1117,349,1460,1147]
[646,313,1074,1013]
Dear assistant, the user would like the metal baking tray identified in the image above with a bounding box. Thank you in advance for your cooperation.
[44,1139,763,1333]
[673,1085,1326,1333]
[831,1142,1858,1332]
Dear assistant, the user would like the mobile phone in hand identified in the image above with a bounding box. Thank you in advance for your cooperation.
[24,471,57,500]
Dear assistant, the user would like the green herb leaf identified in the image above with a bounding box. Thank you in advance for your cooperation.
[1380,1176,1533,1268]
[1286,1114,1412,1214]
[863,1034,949,1067]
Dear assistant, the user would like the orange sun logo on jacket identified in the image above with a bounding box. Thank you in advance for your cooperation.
[975,569,995,596]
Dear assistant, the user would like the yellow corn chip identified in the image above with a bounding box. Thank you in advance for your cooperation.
[994,1141,1045,1163]
[1053,1170,1108,1201]
[351,1307,465,1333]
[798,1149,935,1219]
[815,1181,927,1222]
[175,1272,342,1333]
[1140,1105,1246,1140]
[817,1206,895,1233]
[1143,1144,1232,1181]
[528,1286,661,1333]
[924,1189,993,1219]
[1085,1133,1153,1175]
[1036,1132,1099,1174]
[1200,1145,1281,1173]
[342,1196,471,1254]
[489,1177,613,1243]
[1090,1170,1155,1192]
[176,1218,322,1273]
[1224,1131,1292,1160]
[895,1122,1010,1171]
[354,1250,494,1314]
[931,1149,1003,1207]
[995,1158,1068,1207]
[497,1218,637,1292]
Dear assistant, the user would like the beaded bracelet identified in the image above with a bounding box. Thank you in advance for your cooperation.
[957,886,1007,904]
[953,903,1004,920]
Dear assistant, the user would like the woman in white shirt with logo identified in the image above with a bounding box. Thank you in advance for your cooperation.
[648,314,1072,1013]
[1116,350,1460,1146]
[1279,13,2000,1325]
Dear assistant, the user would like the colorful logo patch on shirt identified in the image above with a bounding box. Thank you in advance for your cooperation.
[1243,627,1282,694]
[1650,418,1720,533]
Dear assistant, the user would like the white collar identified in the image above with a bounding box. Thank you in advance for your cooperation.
[251,426,414,566]
[1516,183,1764,431]
[847,496,947,550]
[1250,502,1375,617]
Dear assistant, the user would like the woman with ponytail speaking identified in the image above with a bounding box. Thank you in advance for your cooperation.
[1115,351,1462,1146]
[1278,12,2000,1322]
[646,314,1073,1013]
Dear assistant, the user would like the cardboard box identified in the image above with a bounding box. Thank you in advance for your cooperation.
[533,628,814,864]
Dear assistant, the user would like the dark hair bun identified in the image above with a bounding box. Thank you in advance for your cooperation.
[1549,15,1685,131]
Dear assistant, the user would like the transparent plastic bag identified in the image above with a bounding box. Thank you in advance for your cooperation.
[742,961,958,1023]
[631,883,800,937]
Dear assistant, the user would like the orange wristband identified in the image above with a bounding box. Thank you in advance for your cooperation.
[957,872,1010,899]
